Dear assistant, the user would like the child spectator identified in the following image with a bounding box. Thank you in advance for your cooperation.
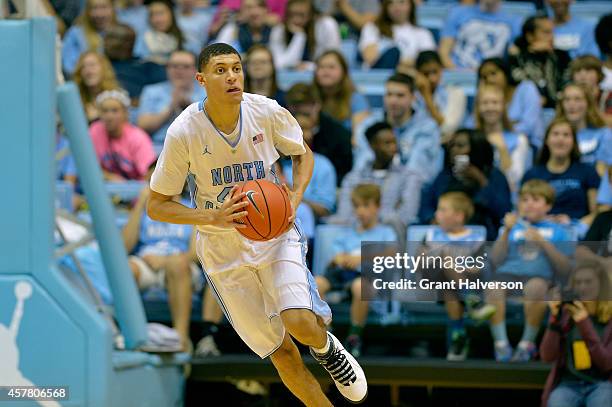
[439,0,521,70]
[419,129,512,240]
[546,0,600,59]
[91,89,156,181]
[487,179,573,362]
[176,0,214,55]
[329,122,424,231]
[314,50,370,132]
[215,0,272,54]
[73,51,120,123]
[62,0,116,76]
[540,260,611,407]
[474,84,531,192]
[420,192,493,361]
[354,73,441,182]
[137,50,206,144]
[123,166,197,350]
[414,50,467,139]
[556,83,612,174]
[134,0,184,66]
[523,118,600,223]
[280,111,337,218]
[285,83,352,184]
[315,184,397,358]
[478,57,544,149]
[269,0,341,70]
[358,0,435,70]
[509,14,571,108]
[103,23,167,101]
[595,14,612,126]
[244,45,285,106]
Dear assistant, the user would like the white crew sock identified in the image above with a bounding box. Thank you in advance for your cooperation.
[312,333,331,355]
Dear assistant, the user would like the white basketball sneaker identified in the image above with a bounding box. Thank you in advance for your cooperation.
[310,332,368,403]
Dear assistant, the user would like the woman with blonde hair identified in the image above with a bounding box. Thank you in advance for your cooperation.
[556,83,612,175]
[313,50,369,133]
[73,51,120,123]
[540,260,611,407]
[62,0,116,76]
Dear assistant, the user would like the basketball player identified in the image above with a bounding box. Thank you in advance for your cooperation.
[147,43,367,405]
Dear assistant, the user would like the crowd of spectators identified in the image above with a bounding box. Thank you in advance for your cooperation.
[45,0,611,399]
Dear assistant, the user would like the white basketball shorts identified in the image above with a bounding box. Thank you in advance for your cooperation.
[195,223,332,358]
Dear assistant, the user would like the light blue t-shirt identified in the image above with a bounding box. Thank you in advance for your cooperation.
[138,81,207,143]
[577,127,612,166]
[281,153,337,212]
[116,5,149,36]
[56,136,77,180]
[62,26,101,76]
[553,17,600,59]
[596,169,611,206]
[332,224,397,259]
[176,9,214,55]
[136,199,193,257]
[497,219,573,279]
[508,80,544,148]
[340,92,370,130]
[441,5,521,69]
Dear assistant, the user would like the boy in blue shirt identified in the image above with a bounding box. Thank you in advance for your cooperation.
[315,184,397,358]
[439,0,522,69]
[487,179,573,362]
[420,192,492,361]
[547,0,600,58]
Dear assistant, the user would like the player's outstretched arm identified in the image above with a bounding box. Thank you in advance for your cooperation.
[147,186,249,228]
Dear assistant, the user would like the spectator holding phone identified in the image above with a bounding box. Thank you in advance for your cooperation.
[540,260,611,407]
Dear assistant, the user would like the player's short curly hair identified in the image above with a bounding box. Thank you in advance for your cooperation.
[198,43,241,71]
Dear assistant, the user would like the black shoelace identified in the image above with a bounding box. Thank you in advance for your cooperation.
[316,347,357,386]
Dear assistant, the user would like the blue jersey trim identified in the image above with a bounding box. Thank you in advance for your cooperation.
[201,97,243,149]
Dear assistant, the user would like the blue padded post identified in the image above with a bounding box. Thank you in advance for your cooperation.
[57,83,147,349]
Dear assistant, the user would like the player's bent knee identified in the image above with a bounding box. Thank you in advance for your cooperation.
[281,309,322,343]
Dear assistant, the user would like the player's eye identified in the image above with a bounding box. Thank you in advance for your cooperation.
[217,68,225,73]
[233,66,242,73]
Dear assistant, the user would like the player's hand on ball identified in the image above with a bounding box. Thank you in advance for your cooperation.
[213,185,249,229]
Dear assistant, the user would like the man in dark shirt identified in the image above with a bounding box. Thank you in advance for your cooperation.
[104,23,166,100]
[286,83,353,185]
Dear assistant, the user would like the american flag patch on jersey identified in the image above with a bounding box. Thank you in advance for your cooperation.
[252,133,264,145]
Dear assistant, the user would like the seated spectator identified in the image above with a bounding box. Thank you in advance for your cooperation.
[419,129,512,240]
[269,0,341,70]
[329,122,424,231]
[509,14,571,108]
[487,179,573,362]
[134,0,184,66]
[62,0,116,76]
[474,84,530,192]
[595,14,612,126]
[327,0,380,35]
[286,83,352,184]
[280,112,337,218]
[314,50,370,132]
[137,50,206,143]
[215,0,272,54]
[123,170,196,349]
[556,83,612,174]
[116,0,148,35]
[540,260,611,407]
[358,0,435,70]
[355,73,442,182]
[207,0,284,41]
[438,0,521,70]
[73,51,120,123]
[414,50,467,140]
[418,192,492,361]
[176,0,214,56]
[546,0,600,59]
[478,57,544,149]
[91,89,156,181]
[570,56,609,125]
[244,45,285,106]
[315,184,397,357]
[523,118,600,223]
[103,23,167,100]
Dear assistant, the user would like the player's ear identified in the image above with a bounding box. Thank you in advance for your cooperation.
[196,72,206,87]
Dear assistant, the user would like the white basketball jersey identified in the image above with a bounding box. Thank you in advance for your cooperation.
[150,92,305,234]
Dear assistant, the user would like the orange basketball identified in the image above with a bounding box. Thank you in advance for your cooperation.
[235,180,292,241]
